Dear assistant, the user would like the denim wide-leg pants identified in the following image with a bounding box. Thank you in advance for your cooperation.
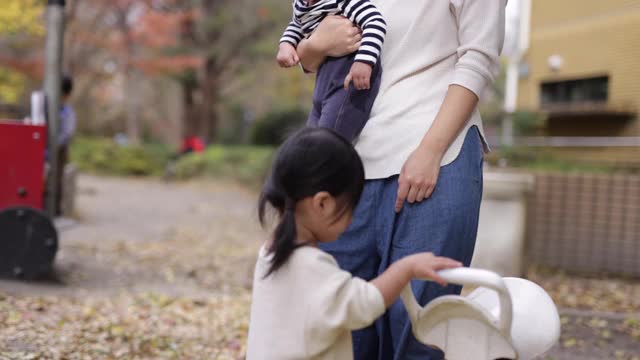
[321,126,485,360]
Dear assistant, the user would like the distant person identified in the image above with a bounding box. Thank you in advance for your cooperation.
[54,75,76,215]
[179,135,205,156]
[163,134,205,181]
[246,127,461,360]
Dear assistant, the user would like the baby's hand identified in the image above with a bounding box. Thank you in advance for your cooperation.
[408,253,462,286]
[344,62,373,91]
[277,43,299,68]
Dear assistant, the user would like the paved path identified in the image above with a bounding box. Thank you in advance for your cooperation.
[0,174,264,297]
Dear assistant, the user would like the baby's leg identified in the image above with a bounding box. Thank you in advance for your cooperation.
[330,66,381,142]
[307,97,322,127]
[317,89,349,133]
[307,56,354,139]
[315,57,381,142]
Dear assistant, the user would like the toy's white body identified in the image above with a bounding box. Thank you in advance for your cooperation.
[401,268,561,360]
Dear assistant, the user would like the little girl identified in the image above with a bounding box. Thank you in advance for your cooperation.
[246,127,461,359]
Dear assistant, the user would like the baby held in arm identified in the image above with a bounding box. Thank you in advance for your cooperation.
[277,0,385,90]
[279,42,372,90]
[275,0,386,142]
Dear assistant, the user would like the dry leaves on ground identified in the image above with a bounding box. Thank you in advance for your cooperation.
[528,267,640,314]
[0,291,251,360]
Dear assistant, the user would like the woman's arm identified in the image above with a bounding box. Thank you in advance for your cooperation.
[394,85,479,212]
[395,0,506,212]
[297,16,362,73]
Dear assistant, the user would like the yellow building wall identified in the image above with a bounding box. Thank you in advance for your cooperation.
[518,0,640,135]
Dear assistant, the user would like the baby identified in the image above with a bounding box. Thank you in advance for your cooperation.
[277,0,386,141]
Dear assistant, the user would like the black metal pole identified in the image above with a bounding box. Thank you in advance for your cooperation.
[44,0,65,217]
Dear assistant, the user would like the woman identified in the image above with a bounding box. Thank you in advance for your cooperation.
[296,1,506,359]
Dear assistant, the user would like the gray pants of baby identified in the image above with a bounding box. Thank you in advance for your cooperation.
[308,54,382,142]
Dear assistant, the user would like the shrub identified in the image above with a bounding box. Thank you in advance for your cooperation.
[249,107,307,146]
[512,111,546,136]
[173,146,275,186]
[70,137,172,176]
[70,137,276,185]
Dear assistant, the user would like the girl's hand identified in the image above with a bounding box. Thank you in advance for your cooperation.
[344,62,372,90]
[395,145,443,213]
[277,43,299,68]
[370,251,462,306]
[408,253,462,286]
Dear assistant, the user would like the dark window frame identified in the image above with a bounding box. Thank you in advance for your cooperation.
[540,76,609,106]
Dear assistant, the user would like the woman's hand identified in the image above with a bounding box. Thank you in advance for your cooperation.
[297,16,361,72]
[315,15,362,57]
[395,145,444,213]
[395,85,481,213]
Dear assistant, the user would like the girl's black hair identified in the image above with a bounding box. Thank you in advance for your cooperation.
[258,127,365,277]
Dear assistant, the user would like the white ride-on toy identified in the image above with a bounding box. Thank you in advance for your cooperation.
[401,268,561,360]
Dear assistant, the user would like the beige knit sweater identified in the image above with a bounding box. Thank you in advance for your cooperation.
[246,246,385,360]
[355,0,506,179]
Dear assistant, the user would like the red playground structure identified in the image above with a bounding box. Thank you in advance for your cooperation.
[0,120,58,279]
[0,0,67,280]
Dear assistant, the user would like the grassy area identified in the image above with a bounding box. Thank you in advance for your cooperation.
[172,146,274,187]
[71,137,275,186]
[70,137,173,177]
[71,137,637,184]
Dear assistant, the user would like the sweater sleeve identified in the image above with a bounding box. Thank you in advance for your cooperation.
[304,253,385,354]
[341,0,387,66]
[450,0,506,98]
[280,17,304,47]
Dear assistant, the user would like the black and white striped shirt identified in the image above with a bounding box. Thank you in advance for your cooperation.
[280,0,386,66]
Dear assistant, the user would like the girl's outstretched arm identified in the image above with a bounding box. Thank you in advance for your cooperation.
[371,253,462,307]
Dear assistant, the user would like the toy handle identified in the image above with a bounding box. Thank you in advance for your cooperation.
[400,268,513,337]
[438,268,513,335]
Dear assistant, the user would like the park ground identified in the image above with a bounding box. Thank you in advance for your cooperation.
[1,175,639,359]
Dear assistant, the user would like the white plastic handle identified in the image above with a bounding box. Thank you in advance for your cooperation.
[437,268,513,335]
[400,268,513,337]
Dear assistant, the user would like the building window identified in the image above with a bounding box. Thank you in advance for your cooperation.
[541,76,609,106]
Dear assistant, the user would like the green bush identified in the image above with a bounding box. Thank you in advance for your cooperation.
[70,137,172,176]
[249,107,307,146]
[70,137,276,184]
[485,146,615,174]
[512,111,546,136]
[173,146,275,186]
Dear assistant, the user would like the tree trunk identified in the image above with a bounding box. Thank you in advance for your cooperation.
[200,58,219,143]
[124,66,141,144]
[119,5,140,145]
[181,76,199,138]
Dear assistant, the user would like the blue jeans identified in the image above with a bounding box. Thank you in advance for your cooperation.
[321,127,484,360]
[308,54,382,142]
